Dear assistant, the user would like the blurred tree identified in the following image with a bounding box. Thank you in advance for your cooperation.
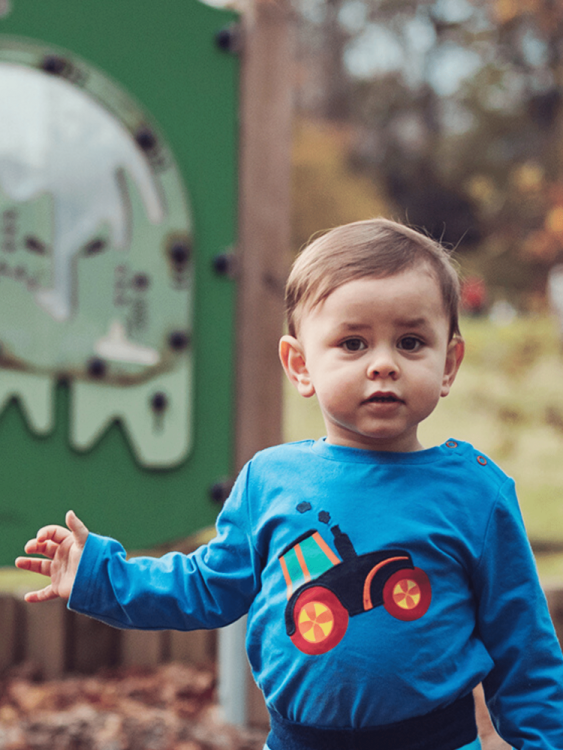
[291,118,389,251]
[292,0,563,307]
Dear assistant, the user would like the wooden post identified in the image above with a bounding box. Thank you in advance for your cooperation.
[0,594,22,672]
[236,0,294,464]
[121,630,166,669]
[169,629,216,665]
[24,598,67,679]
[67,608,120,673]
[219,0,294,730]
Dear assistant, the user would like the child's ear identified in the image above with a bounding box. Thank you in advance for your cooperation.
[279,335,315,398]
[440,337,465,398]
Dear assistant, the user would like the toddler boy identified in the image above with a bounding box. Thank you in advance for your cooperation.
[17,219,563,749]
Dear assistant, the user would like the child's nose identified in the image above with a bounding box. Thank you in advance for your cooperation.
[367,348,399,379]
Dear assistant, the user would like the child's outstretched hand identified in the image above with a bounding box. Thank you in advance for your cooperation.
[15,510,89,603]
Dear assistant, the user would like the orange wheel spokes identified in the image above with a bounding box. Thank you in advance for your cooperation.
[392,578,421,610]
[290,586,349,654]
[298,601,335,643]
[382,568,432,622]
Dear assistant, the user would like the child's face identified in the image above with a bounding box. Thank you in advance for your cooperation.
[280,266,464,452]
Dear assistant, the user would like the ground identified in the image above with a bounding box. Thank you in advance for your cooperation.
[0,662,268,750]
[0,662,511,750]
[0,658,520,750]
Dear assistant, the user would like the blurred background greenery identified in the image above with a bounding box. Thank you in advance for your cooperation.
[291,0,563,309]
[288,0,563,582]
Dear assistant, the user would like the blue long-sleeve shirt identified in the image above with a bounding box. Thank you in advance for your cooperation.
[69,439,563,748]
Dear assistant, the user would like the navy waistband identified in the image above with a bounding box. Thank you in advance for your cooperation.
[267,692,477,750]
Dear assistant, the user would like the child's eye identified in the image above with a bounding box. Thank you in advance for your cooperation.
[341,338,366,352]
[398,336,423,352]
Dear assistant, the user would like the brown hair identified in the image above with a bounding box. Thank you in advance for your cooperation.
[285,218,461,339]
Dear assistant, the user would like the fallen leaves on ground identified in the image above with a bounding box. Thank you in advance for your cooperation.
[0,662,268,750]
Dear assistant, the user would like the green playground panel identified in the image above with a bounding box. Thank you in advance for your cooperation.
[0,0,239,565]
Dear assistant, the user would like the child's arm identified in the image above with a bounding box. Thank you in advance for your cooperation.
[474,480,563,747]
[15,510,89,603]
[14,462,259,632]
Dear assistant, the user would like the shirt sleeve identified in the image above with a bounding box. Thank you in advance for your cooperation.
[473,478,563,748]
[68,462,262,631]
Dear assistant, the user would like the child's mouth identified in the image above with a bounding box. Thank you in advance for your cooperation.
[367,393,400,403]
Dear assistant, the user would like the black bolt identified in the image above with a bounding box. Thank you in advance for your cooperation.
[136,127,157,153]
[151,392,168,412]
[210,481,233,504]
[213,253,235,277]
[42,55,68,76]
[215,24,241,53]
[88,358,106,378]
[169,242,191,267]
[169,331,190,350]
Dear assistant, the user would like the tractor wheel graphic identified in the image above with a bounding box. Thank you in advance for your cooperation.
[383,568,431,622]
[290,586,349,655]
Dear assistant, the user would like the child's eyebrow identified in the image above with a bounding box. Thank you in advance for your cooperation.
[339,322,372,332]
[339,317,430,331]
[395,317,429,328]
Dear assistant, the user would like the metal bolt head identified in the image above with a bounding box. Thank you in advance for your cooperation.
[210,480,233,503]
[169,242,191,267]
[42,55,68,76]
[151,392,168,412]
[88,358,106,378]
[169,331,190,350]
[215,24,241,54]
[135,127,157,153]
[212,253,235,277]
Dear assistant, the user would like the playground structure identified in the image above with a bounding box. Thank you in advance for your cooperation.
[0,0,293,728]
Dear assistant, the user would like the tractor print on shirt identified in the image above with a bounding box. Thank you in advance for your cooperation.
[278,524,431,654]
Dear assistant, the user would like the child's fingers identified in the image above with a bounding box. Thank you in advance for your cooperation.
[15,556,52,577]
[35,524,72,545]
[23,584,57,603]
[65,510,89,545]
[23,539,59,558]
[28,510,88,547]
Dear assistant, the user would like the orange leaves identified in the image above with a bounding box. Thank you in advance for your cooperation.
[493,0,563,29]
